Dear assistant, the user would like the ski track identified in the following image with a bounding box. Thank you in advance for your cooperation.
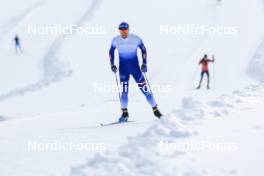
[70,83,264,176]
[247,0,264,82]
[0,0,45,37]
[248,40,264,82]
[0,0,102,102]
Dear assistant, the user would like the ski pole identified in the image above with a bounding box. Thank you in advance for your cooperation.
[143,72,153,94]
[212,56,216,89]
[114,72,122,106]
[212,62,216,89]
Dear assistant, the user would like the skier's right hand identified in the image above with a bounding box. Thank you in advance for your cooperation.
[111,64,117,73]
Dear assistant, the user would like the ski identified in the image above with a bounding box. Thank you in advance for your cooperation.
[100,120,136,127]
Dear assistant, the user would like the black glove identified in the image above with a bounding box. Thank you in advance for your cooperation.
[111,65,117,73]
[141,64,147,72]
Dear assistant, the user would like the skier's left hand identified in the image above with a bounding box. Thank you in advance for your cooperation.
[111,64,118,73]
[141,64,147,72]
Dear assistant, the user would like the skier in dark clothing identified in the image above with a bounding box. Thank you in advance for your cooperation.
[14,35,23,54]
[196,54,215,89]
[109,22,162,122]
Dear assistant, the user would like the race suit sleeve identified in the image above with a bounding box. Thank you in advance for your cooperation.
[138,39,147,65]
[109,39,116,65]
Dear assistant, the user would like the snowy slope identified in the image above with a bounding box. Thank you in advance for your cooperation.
[70,84,264,176]
[0,0,264,176]
[0,0,263,117]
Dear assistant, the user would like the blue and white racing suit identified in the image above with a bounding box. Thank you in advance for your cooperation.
[109,34,157,109]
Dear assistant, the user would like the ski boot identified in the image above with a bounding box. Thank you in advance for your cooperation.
[153,106,162,118]
[196,85,201,89]
[207,85,210,89]
[118,108,129,122]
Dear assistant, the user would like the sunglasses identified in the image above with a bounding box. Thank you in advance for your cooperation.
[119,29,129,32]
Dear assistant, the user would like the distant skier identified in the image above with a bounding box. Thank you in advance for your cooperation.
[109,22,162,122]
[196,54,215,89]
[14,35,23,54]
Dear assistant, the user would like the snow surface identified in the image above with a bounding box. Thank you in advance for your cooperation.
[0,0,264,175]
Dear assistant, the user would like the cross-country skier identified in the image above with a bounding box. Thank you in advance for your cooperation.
[196,54,215,89]
[109,22,162,122]
[14,35,23,54]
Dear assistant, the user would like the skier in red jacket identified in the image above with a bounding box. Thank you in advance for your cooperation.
[196,54,215,89]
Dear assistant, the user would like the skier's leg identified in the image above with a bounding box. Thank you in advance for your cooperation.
[132,68,157,107]
[118,69,130,121]
[119,72,130,109]
[141,83,157,107]
[197,71,204,89]
[131,67,162,118]
[19,45,23,53]
[206,71,210,89]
